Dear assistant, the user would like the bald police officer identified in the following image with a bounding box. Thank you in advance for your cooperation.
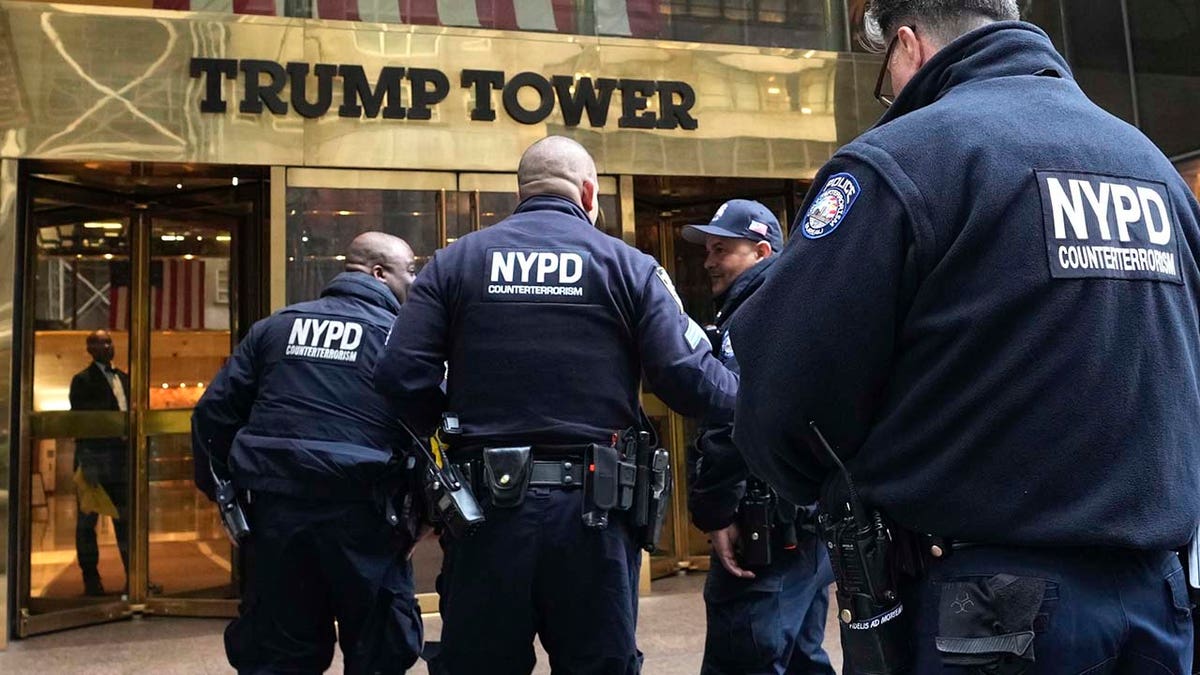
[194,232,423,674]
[375,136,737,675]
[683,200,835,675]
[732,1,1200,673]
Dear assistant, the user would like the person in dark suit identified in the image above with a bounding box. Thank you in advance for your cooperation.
[70,329,130,596]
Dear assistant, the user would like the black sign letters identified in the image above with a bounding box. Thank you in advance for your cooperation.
[189,58,698,130]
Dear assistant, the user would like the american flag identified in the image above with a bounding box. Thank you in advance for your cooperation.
[109,259,207,331]
[151,0,660,38]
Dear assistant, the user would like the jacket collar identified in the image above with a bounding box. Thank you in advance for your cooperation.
[513,194,594,225]
[877,21,1071,126]
[714,256,775,326]
[321,271,402,314]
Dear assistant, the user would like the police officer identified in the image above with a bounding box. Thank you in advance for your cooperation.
[193,232,423,675]
[374,136,737,675]
[731,1,1200,673]
[682,200,835,675]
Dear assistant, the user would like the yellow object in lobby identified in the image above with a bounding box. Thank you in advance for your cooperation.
[73,467,118,519]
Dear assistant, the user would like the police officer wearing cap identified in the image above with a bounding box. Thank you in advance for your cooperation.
[731,0,1200,672]
[193,232,424,674]
[374,135,737,675]
[682,200,835,675]
[683,200,836,674]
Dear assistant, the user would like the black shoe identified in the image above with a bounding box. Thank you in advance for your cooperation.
[83,576,105,596]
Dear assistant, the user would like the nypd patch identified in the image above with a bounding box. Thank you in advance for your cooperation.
[802,173,860,239]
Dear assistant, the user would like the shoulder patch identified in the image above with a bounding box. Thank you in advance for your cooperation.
[801,173,861,239]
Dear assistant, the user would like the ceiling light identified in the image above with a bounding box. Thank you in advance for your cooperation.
[103,253,114,260]
[176,183,183,189]
[84,221,122,230]
[184,254,195,260]
[337,210,351,216]
[801,107,813,115]
[301,236,309,243]
[767,87,781,95]
[334,255,346,261]
[231,177,239,186]
[216,235,232,242]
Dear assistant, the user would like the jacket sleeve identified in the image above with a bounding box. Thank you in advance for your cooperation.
[374,254,450,436]
[636,267,739,425]
[688,419,748,532]
[192,322,264,500]
[730,154,920,506]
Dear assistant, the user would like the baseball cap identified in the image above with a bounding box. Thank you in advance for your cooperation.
[681,199,784,252]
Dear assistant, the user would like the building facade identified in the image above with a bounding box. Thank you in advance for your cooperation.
[0,0,1196,645]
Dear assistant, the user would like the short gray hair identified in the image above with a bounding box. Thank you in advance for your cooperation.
[863,0,1020,51]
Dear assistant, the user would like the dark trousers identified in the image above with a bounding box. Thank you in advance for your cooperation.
[225,492,423,675]
[701,533,835,675]
[75,459,130,586]
[430,487,642,675]
[892,545,1193,675]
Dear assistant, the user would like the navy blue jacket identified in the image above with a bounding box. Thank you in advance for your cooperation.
[193,272,406,501]
[732,22,1200,550]
[688,257,771,532]
[374,194,737,449]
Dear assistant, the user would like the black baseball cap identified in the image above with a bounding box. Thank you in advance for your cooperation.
[681,199,784,252]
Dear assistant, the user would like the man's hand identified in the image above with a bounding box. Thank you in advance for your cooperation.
[709,523,755,579]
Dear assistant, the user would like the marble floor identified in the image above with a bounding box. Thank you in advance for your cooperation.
[0,573,844,674]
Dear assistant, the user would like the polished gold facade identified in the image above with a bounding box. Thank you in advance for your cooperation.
[0,1,878,178]
[0,159,17,650]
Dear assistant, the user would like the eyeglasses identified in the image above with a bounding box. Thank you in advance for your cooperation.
[873,26,914,108]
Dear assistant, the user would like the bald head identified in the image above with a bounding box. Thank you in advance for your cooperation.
[345,232,417,304]
[517,136,600,224]
[86,329,114,365]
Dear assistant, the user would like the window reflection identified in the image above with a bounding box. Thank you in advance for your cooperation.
[286,188,442,304]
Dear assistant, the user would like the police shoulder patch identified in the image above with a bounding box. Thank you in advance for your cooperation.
[801,172,861,239]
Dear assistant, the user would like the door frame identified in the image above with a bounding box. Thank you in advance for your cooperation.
[12,162,268,635]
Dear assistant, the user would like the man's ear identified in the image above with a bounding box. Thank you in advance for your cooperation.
[896,25,927,71]
[371,264,387,280]
[581,179,598,216]
[756,241,773,260]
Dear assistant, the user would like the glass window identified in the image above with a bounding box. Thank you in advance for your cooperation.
[1061,0,1136,124]
[286,187,442,304]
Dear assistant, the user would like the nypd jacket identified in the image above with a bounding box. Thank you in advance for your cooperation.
[731,22,1200,550]
[373,194,737,449]
[688,256,778,532]
[193,272,406,501]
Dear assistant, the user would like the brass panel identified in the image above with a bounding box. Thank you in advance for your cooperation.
[270,166,286,312]
[597,176,618,195]
[143,597,237,618]
[18,601,130,637]
[0,2,857,178]
[619,175,635,246]
[143,409,192,436]
[458,173,516,194]
[0,158,16,650]
[29,410,128,438]
[287,168,456,191]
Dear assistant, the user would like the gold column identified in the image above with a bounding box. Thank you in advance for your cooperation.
[126,209,150,607]
[270,167,287,312]
[619,176,636,247]
[0,159,17,650]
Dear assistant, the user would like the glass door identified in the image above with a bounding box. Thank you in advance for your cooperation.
[15,162,265,635]
[632,175,808,578]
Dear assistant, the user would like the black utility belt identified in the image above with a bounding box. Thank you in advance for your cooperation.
[455,458,585,490]
[448,438,673,555]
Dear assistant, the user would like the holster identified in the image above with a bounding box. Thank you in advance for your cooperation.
[482,446,533,508]
[737,485,774,569]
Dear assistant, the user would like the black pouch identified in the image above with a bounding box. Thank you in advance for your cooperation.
[935,574,1051,675]
[482,446,533,508]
